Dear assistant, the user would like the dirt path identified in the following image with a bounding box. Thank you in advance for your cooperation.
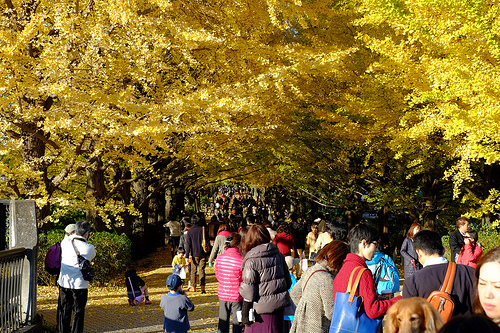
[37,246,220,332]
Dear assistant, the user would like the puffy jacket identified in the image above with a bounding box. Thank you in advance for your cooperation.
[215,247,243,302]
[239,243,292,314]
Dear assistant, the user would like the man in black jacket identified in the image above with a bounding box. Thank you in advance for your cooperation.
[449,217,469,263]
[185,213,209,293]
[403,230,475,317]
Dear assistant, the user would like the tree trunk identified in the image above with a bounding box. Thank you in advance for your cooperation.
[132,178,148,259]
[21,122,49,223]
[85,157,106,231]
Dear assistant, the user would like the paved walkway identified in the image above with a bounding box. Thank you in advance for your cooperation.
[37,247,220,332]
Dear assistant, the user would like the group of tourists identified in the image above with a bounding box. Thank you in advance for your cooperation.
[164,211,500,333]
[55,207,500,333]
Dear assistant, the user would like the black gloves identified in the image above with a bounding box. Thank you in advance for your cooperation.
[241,300,253,326]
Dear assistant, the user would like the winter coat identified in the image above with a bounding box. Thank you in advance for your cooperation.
[209,231,231,264]
[290,262,335,333]
[214,247,243,302]
[185,224,208,258]
[457,243,483,268]
[400,237,422,279]
[273,232,296,257]
[403,261,476,316]
[239,242,292,314]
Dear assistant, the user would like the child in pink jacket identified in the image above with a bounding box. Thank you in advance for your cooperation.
[214,232,243,333]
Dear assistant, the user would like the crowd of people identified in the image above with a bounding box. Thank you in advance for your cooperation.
[55,198,500,333]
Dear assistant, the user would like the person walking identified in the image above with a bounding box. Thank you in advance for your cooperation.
[209,223,231,266]
[185,213,209,293]
[239,224,292,333]
[290,240,349,333]
[400,222,423,279]
[273,223,297,257]
[57,220,96,333]
[214,232,244,333]
[164,215,182,257]
[403,229,476,316]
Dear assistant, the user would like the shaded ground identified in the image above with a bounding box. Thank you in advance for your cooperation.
[37,245,220,332]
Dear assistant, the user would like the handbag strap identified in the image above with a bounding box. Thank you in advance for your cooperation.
[303,269,327,292]
[441,262,456,294]
[71,239,81,256]
[127,276,136,295]
[347,267,367,303]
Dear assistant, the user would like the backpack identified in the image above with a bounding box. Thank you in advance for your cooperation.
[427,262,456,323]
[368,253,401,294]
[44,242,62,275]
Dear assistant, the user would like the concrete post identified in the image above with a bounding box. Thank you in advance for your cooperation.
[8,200,38,324]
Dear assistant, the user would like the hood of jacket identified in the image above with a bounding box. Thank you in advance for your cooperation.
[243,242,279,263]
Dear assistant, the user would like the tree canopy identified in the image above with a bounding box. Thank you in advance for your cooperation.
[2,0,500,230]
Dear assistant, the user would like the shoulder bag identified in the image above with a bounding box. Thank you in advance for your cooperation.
[71,239,95,282]
[127,276,144,304]
[329,267,382,333]
[201,226,210,253]
[427,262,456,322]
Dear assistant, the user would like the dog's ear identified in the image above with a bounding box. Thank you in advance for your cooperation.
[384,302,400,333]
[422,302,444,333]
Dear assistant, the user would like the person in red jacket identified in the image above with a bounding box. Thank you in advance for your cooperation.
[457,229,483,268]
[332,223,401,320]
[214,232,244,333]
[274,223,297,257]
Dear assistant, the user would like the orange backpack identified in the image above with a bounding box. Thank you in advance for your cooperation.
[427,262,456,322]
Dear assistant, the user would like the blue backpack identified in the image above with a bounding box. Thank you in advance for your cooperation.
[366,252,400,294]
[44,242,62,275]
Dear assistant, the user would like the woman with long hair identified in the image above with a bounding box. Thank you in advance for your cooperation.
[239,224,291,333]
[290,240,349,333]
[400,222,423,279]
[457,229,483,268]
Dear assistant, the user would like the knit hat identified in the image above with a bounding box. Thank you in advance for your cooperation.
[166,274,182,290]
[285,256,300,270]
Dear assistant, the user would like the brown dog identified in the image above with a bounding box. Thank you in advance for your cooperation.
[384,297,445,333]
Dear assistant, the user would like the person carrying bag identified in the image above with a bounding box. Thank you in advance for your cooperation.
[329,267,382,333]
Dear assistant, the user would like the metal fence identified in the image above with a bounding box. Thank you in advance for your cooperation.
[0,248,25,333]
